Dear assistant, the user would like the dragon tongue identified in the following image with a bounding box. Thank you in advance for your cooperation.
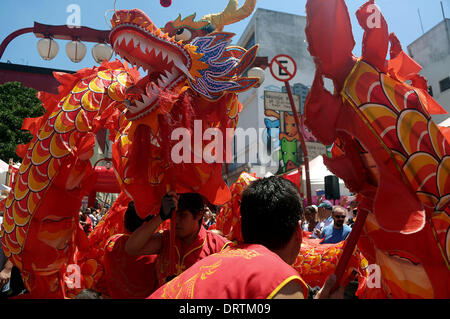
[125,85,145,96]
[125,74,151,97]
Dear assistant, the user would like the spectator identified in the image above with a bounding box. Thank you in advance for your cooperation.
[125,192,230,289]
[346,200,358,228]
[87,207,98,227]
[79,210,93,235]
[302,205,319,233]
[320,206,352,244]
[149,176,345,299]
[99,207,108,221]
[203,207,215,229]
[312,200,333,238]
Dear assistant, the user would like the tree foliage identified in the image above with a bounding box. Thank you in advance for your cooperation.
[0,82,44,162]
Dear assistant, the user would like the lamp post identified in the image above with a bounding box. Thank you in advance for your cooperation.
[247,66,265,88]
[0,22,112,64]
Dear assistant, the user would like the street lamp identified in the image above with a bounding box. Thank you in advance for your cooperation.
[92,43,114,64]
[0,22,111,63]
[36,37,59,61]
[247,67,265,87]
[66,40,87,63]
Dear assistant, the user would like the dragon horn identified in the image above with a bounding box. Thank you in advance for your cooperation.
[201,0,257,32]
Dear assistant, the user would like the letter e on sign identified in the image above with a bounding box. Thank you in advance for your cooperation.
[270,54,297,82]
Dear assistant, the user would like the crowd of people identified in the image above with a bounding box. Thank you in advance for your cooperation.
[0,175,357,299]
[79,204,109,235]
[302,199,356,244]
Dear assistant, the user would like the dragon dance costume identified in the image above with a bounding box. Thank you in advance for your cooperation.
[0,0,448,299]
[304,0,450,298]
[0,0,259,298]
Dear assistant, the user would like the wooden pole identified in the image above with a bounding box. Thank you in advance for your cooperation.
[284,82,312,205]
[331,209,369,292]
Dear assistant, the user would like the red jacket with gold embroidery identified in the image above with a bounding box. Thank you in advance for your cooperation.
[149,243,309,299]
[155,226,230,288]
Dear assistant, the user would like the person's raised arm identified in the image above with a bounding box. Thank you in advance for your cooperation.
[125,192,178,256]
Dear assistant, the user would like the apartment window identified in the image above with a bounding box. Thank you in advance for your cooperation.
[439,77,450,93]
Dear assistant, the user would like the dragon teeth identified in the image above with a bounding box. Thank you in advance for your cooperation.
[114,33,187,82]
[141,94,153,105]
[160,74,169,83]
[140,41,147,53]
[124,34,133,46]
[161,51,168,61]
[135,100,146,110]
[151,84,159,95]
[173,58,193,80]
[154,47,161,58]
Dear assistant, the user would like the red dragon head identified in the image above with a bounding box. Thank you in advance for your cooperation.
[108,1,259,216]
[109,0,258,121]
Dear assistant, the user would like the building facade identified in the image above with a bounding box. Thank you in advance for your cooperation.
[407,18,450,124]
[224,8,327,185]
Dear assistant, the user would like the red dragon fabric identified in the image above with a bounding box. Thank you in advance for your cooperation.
[0,0,260,298]
[304,0,450,298]
[214,172,367,289]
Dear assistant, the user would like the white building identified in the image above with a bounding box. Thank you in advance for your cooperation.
[407,18,450,124]
[224,8,327,186]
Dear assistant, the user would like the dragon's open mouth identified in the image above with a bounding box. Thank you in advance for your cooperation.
[110,9,193,120]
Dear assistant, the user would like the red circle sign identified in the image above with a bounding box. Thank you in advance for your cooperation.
[269,54,297,82]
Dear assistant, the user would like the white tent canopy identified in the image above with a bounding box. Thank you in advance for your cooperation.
[439,117,450,127]
[0,159,9,185]
[301,155,351,197]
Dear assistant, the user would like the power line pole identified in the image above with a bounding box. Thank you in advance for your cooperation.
[441,1,450,54]
[418,8,425,34]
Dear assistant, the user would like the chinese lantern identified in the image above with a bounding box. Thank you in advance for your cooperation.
[160,0,172,7]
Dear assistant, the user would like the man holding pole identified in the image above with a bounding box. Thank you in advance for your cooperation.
[148,176,345,299]
[125,192,230,289]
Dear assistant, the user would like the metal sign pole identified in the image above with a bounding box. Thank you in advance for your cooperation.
[284,82,312,205]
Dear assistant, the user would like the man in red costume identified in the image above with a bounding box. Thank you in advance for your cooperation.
[103,201,158,298]
[125,192,230,289]
[148,177,345,299]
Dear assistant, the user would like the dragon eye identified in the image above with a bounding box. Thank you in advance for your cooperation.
[175,28,192,42]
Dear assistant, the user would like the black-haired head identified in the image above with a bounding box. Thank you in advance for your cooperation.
[240,176,303,250]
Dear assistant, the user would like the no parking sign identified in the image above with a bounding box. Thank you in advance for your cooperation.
[269,54,297,82]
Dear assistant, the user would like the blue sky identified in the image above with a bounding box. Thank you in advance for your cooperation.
[0,0,448,71]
